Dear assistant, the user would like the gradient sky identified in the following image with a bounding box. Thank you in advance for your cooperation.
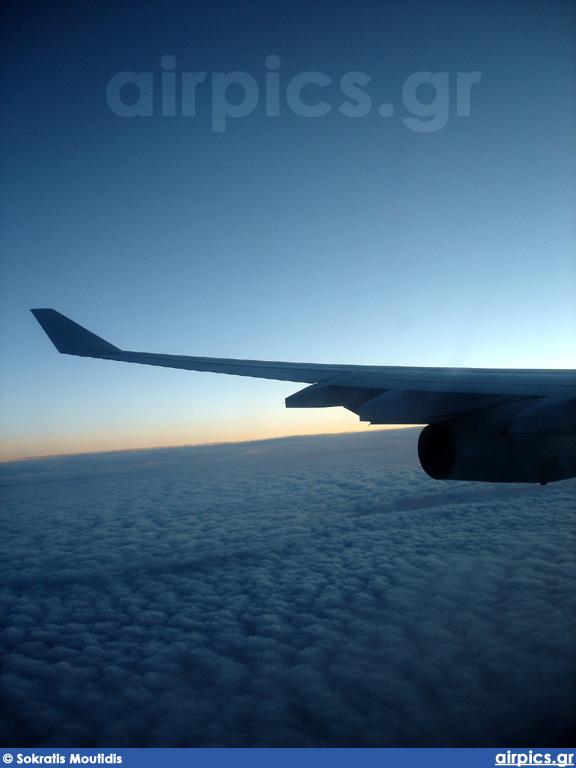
[1,0,575,460]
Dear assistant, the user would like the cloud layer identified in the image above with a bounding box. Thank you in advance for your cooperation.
[1,430,574,746]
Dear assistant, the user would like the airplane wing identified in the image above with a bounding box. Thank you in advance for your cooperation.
[31,308,576,483]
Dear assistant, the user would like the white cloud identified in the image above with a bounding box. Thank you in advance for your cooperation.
[1,430,574,746]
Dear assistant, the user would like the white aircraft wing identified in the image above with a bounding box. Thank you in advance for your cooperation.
[31,308,576,484]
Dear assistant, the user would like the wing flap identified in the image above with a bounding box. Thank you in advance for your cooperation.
[356,389,515,424]
[285,383,385,409]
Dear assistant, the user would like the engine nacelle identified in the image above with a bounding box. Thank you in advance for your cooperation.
[418,420,576,483]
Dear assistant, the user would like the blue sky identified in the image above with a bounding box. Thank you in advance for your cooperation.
[1,0,575,459]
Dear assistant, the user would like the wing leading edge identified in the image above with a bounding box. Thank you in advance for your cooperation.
[31,309,576,482]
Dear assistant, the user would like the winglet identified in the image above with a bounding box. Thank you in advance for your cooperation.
[31,309,121,355]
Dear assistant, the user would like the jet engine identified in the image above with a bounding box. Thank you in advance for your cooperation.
[418,417,576,483]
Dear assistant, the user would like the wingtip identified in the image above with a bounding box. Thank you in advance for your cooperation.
[31,308,121,356]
